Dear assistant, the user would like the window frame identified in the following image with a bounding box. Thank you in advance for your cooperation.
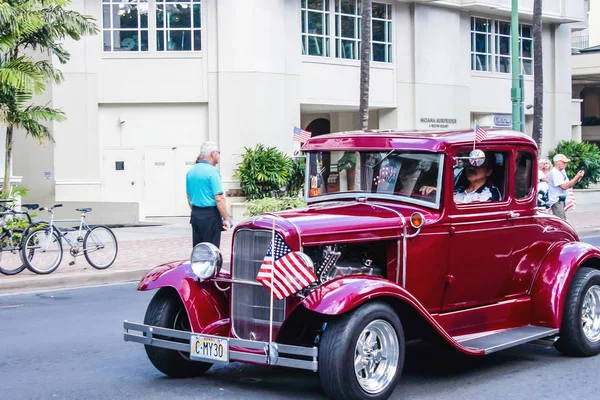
[302,0,331,57]
[513,149,536,202]
[470,17,492,72]
[302,0,394,64]
[101,0,203,55]
[470,16,533,76]
[102,0,150,52]
[451,148,511,212]
[155,0,202,52]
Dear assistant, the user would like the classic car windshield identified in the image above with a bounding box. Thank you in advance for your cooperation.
[306,150,443,205]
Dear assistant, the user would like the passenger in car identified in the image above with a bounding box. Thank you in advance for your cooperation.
[454,153,502,204]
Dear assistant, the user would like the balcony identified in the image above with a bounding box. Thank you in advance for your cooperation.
[573,35,591,50]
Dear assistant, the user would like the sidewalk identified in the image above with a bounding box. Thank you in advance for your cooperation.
[1,208,599,295]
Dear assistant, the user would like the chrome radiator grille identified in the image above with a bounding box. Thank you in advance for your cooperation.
[231,229,286,341]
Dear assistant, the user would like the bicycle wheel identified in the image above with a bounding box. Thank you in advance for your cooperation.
[23,227,63,275]
[83,225,118,270]
[0,229,26,275]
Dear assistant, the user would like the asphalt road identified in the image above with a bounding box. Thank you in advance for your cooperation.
[2,235,600,400]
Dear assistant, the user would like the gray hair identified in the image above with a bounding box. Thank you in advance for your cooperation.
[199,142,219,159]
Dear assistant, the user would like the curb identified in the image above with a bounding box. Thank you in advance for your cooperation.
[0,268,151,295]
[577,228,600,238]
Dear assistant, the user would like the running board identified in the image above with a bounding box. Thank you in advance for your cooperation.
[454,325,559,354]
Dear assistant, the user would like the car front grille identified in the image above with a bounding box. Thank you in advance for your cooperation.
[230,229,286,341]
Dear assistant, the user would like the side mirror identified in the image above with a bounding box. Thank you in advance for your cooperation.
[468,149,486,167]
[453,149,486,167]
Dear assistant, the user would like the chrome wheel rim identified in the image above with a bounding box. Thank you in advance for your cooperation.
[582,285,600,343]
[354,319,399,394]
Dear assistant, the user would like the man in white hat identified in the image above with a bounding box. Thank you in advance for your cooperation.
[547,154,584,220]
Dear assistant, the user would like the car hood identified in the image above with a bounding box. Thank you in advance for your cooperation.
[239,200,432,246]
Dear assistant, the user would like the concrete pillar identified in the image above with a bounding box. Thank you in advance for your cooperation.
[213,0,301,190]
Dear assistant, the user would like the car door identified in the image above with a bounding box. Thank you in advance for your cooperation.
[441,147,515,312]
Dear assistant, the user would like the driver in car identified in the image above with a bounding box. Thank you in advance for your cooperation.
[419,152,501,204]
[453,154,501,203]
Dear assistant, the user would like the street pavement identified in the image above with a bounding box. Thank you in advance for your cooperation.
[2,282,600,400]
[1,206,600,294]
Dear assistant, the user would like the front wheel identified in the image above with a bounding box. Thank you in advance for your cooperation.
[0,229,26,275]
[83,225,118,269]
[318,302,405,400]
[143,290,213,378]
[555,267,600,357]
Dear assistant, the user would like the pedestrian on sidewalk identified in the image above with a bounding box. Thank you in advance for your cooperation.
[547,154,584,220]
[186,142,230,248]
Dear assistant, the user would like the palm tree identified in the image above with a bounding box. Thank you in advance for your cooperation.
[359,0,372,131]
[532,0,543,153]
[0,0,98,194]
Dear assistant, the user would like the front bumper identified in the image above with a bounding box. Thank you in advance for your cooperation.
[123,320,319,372]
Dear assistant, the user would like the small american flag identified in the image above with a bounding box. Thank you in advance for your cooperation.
[293,126,312,143]
[475,124,489,143]
[257,234,317,300]
[565,188,576,212]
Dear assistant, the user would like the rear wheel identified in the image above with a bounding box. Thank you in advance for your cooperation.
[0,229,26,275]
[555,267,600,357]
[22,227,63,275]
[143,290,213,378]
[318,302,405,400]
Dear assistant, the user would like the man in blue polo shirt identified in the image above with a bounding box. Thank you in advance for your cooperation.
[186,142,230,247]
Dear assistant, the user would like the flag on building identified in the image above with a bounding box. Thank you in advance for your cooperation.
[565,188,576,212]
[256,234,317,300]
[293,126,312,143]
[474,124,489,142]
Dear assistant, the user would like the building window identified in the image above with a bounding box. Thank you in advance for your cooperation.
[371,3,392,62]
[302,0,330,57]
[471,17,491,72]
[520,24,533,75]
[494,20,511,73]
[102,0,149,52]
[301,0,393,63]
[156,0,202,52]
[471,17,533,75]
[333,0,392,62]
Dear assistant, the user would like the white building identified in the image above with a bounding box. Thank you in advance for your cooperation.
[572,0,600,147]
[7,0,585,222]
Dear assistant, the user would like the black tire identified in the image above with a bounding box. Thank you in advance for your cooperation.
[318,302,405,400]
[143,290,213,378]
[83,225,118,269]
[555,267,600,357]
[0,229,26,275]
[22,227,63,275]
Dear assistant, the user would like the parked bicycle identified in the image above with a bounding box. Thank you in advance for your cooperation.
[21,205,118,275]
[0,200,38,276]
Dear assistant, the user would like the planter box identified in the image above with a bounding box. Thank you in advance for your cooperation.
[573,187,600,206]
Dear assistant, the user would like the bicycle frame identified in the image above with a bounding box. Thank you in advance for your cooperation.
[37,209,104,255]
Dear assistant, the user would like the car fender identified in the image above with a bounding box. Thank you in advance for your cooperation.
[530,241,600,328]
[137,261,230,335]
[300,276,485,355]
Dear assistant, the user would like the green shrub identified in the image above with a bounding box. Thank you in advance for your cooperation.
[548,140,600,189]
[286,156,306,198]
[234,144,293,200]
[244,197,307,217]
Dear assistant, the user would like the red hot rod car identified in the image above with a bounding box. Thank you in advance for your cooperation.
[124,129,600,400]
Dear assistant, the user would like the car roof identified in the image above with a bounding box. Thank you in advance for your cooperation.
[300,128,537,152]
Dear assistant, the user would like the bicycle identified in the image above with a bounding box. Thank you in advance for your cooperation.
[21,204,119,275]
[0,200,38,276]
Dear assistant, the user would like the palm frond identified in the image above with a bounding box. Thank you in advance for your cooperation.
[0,56,46,93]
[35,59,63,83]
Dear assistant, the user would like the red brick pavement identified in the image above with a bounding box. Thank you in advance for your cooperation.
[0,230,233,289]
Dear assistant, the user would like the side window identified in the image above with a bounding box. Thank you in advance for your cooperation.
[453,150,507,205]
[515,151,534,200]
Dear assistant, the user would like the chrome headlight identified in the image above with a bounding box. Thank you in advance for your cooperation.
[293,251,315,273]
[190,242,222,280]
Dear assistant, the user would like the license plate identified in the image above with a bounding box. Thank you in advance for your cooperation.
[190,334,229,363]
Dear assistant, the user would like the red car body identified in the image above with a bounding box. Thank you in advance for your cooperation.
[125,129,600,399]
